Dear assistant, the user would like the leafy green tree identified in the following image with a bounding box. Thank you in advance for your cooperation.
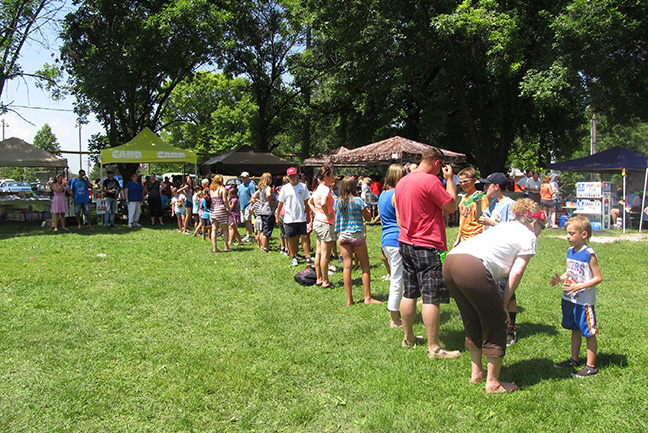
[59,0,228,176]
[219,0,303,151]
[86,132,108,165]
[0,0,63,114]
[431,0,590,174]
[32,123,60,155]
[551,0,648,124]
[161,72,257,154]
[295,0,453,156]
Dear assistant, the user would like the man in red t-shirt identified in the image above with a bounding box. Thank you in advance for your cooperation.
[394,147,460,359]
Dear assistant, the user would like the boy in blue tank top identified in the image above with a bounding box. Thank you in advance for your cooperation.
[551,215,602,378]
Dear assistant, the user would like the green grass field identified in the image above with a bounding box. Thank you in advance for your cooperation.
[1,221,647,432]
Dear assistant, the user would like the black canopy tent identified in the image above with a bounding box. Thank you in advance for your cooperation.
[546,146,648,232]
[199,145,295,177]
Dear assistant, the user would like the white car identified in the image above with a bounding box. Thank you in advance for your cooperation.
[0,180,33,195]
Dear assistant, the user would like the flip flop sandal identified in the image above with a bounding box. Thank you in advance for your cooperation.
[428,348,461,359]
[402,336,426,349]
[486,382,518,394]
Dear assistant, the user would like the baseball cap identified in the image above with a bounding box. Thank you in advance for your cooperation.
[287,167,297,176]
[479,172,509,189]
[240,171,250,178]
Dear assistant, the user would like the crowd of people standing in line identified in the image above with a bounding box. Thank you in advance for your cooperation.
[50,151,603,394]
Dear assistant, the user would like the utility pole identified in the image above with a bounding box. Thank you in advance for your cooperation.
[590,111,597,181]
[590,112,597,155]
[76,121,82,173]
[1,119,7,179]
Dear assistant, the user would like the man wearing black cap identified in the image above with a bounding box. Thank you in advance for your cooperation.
[102,170,121,227]
[478,172,518,346]
[478,173,515,229]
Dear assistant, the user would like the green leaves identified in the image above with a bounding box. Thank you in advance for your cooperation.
[162,72,257,154]
[59,0,229,146]
[32,124,61,155]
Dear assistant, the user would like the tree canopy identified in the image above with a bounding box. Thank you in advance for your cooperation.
[59,0,227,147]
[161,72,257,154]
[32,123,60,155]
[0,0,63,114]
[44,0,648,173]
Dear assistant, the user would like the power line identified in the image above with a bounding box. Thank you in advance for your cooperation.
[10,104,74,112]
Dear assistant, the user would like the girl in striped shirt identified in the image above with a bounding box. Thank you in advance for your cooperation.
[334,177,382,306]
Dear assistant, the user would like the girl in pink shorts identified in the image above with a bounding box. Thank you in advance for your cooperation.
[333,177,382,306]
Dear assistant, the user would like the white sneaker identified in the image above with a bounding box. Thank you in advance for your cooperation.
[328,265,338,272]
[128,223,133,228]
[133,222,142,227]
[305,257,315,264]
[291,257,299,266]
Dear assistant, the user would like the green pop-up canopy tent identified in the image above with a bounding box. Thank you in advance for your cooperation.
[100,127,197,174]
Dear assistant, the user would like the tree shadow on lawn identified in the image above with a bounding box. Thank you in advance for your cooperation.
[0,221,144,239]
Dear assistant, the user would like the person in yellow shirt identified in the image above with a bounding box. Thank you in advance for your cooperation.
[453,167,489,248]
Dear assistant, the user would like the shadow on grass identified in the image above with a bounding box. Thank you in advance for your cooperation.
[597,352,629,368]
[503,357,572,387]
[516,321,559,338]
[440,321,562,354]
[0,221,149,239]
[499,352,628,388]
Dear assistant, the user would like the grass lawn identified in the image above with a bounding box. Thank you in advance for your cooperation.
[1,221,647,432]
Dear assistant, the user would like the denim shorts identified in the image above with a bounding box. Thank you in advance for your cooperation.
[74,202,90,216]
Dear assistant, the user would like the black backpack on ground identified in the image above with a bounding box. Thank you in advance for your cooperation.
[294,265,317,286]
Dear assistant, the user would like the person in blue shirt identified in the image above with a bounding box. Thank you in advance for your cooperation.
[378,163,408,328]
[478,172,518,346]
[124,173,144,227]
[70,169,92,229]
[237,171,256,242]
[551,216,602,378]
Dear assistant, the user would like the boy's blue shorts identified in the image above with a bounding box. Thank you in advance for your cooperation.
[561,299,598,337]
[202,217,211,226]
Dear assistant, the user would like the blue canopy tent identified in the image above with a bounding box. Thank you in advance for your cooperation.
[546,146,648,232]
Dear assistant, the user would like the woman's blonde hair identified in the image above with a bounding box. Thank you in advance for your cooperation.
[566,215,592,240]
[384,164,407,190]
[210,174,224,190]
[258,172,272,189]
[512,198,543,225]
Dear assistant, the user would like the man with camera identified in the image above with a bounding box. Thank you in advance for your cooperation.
[394,148,459,359]
[71,169,93,229]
